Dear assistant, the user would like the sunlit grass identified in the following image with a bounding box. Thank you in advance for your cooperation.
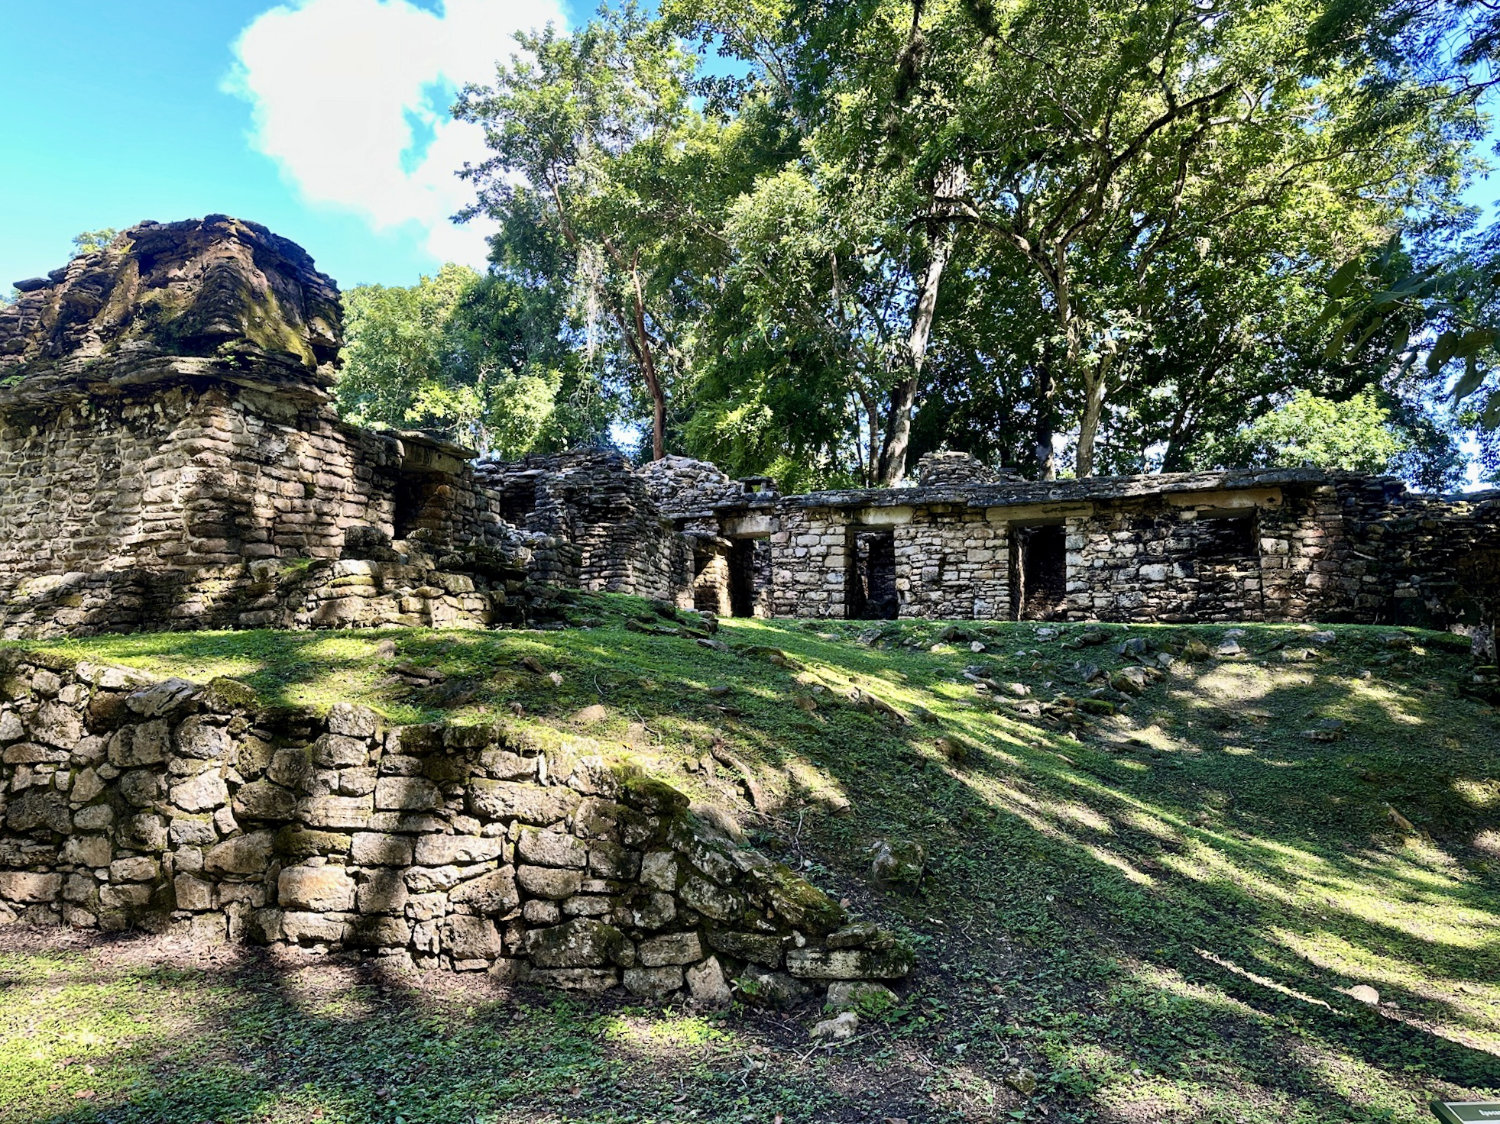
[1,601,1496,1122]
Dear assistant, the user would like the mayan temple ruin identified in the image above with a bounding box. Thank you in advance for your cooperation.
[1,217,1497,648]
[0,218,1496,997]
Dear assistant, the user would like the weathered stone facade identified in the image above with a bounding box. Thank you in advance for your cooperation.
[0,650,911,1001]
[2,216,1495,655]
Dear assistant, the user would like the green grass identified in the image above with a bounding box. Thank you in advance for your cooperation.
[2,595,1498,1123]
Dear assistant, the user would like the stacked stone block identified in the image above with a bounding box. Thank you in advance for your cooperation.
[894,507,1009,619]
[0,653,912,1002]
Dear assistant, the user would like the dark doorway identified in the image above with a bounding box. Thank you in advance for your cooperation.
[1010,524,1067,620]
[498,476,539,527]
[393,472,450,540]
[729,539,762,618]
[1192,514,1259,617]
[848,528,898,619]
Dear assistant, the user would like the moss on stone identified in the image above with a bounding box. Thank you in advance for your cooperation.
[759,864,847,935]
[611,762,691,817]
[204,677,259,711]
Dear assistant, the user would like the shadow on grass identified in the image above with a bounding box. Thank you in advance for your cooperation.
[5,605,1498,1122]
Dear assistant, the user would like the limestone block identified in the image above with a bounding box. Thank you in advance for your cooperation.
[785,945,914,980]
[637,931,703,967]
[312,734,370,768]
[450,870,522,912]
[525,918,627,968]
[517,828,586,869]
[351,832,414,867]
[525,967,619,994]
[623,965,683,998]
[175,717,231,760]
[300,796,375,830]
[349,914,410,948]
[685,955,731,1007]
[63,834,113,868]
[0,871,62,902]
[174,874,214,911]
[706,929,783,967]
[233,780,297,820]
[170,770,228,813]
[279,866,357,912]
[516,865,582,901]
[357,870,409,915]
[374,777,441,812]
[327,703,380,739]
[413,834,505,866]
[282,911,348,944]
[443,915,502,960]
[204,831,275,875]
[467,780,579,825]
[109,857,159,883]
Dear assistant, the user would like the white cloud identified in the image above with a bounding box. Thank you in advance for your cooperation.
[226,0,565,267]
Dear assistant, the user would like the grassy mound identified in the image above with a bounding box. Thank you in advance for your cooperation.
[2,596,1497,1123]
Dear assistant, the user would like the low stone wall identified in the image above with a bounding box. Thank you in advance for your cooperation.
[0,652,911,1003]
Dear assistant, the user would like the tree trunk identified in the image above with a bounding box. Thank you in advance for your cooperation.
[1033,360,1057,480]
[878,223,953,486]
[630,264,666,461]
[1074,349,1118,478]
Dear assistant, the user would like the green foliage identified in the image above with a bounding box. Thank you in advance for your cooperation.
[70,227,118,255]
[1214,389,1409,474]
[337,264,604,457]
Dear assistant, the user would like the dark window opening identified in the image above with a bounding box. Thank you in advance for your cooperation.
[393,472,448,540]
[1010,524,1067,621]
[1194,514,1256,561]
[729,538,762,618]
[848,528,898,620]
[499,476,539,527]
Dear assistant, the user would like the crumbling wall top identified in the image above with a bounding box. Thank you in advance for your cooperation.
[0,215,341,411]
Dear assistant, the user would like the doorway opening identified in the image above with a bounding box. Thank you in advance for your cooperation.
[728,538,767,618]
[848,528,898,619]
[1191,513,1259,616]
[393,472,449,540]
[1010,524,1067,620]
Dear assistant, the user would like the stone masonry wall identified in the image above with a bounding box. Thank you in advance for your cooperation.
[474,452,691,606]
[0,652,911,1003]
[1066,500,1268,623]
[894,507,1009,620]
[770,508,851,618]
[0,381,396,582]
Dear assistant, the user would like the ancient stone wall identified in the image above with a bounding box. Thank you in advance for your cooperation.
[770,508,851,618]
[0,651,912,1001]
[475,452,693,606]
[1065,498,1267,623]
[894,506,1009,620]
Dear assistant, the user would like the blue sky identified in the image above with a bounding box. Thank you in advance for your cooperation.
[0,0,583,292]
[1,1,1496,295]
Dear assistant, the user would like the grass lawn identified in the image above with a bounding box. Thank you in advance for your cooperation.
[1,596,1497,1123]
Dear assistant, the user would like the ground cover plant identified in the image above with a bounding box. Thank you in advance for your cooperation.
[1,595,1497,1123]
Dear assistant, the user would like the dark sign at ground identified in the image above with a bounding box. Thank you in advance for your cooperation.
[1433,1102,1500,1123]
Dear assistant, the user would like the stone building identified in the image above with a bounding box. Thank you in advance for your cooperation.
[2,217,1496,651]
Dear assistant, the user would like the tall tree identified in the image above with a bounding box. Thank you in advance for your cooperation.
[455,7,754,461]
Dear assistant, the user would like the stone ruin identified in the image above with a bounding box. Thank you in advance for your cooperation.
[0,649,910,1001]
[1,214,1496,989]
[2,223,1497,649]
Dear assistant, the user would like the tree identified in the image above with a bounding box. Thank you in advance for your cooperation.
[1211,389,1410,473]
[337,264,601,458]
[454,7,748,462]
[669,0,1478,480]
[71,229,118,255]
